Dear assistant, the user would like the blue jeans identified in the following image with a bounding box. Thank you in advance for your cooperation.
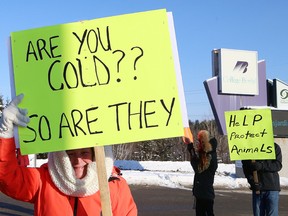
[252,191,279,216]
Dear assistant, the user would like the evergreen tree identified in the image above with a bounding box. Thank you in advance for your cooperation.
[0,95,4,113]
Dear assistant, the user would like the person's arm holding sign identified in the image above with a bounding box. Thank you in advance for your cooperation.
[242,142,282,199]
[0,94,39,200]
[251,144,282,173]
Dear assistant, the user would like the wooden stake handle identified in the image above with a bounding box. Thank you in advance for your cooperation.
[94,146,112,216]
[252,160,260,195]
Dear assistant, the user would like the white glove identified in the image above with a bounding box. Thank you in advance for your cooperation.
[0,94,30,139]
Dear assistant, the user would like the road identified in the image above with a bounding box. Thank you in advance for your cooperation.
[0,186,287,216]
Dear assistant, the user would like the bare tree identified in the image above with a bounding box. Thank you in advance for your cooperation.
[0,95,4,113]
[113,143,136,160]
[113,119,231,163]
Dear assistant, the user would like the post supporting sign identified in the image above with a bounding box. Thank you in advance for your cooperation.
[225,109,275,161]
[10,9,184,155]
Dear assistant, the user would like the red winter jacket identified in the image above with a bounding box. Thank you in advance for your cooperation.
[0,138,137,216]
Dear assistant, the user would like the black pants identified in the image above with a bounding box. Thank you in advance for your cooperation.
[195,198,214,216]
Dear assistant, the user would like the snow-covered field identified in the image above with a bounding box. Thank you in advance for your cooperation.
[114,160,288,192]
[32,158,288,192]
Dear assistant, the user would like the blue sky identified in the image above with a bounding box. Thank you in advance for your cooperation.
[1,0,288,121]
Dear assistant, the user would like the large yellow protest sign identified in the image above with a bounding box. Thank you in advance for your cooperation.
[10,9,183,154]
[225,109,275,160]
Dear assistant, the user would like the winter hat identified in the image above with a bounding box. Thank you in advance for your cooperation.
[48,146,114,197]
[197,130,212,173]
[197,130,212,153]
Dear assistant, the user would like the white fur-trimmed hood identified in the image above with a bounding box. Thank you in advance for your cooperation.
[48,146,114,197]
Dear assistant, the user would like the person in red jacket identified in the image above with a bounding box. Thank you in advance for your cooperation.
[0,94,137,216]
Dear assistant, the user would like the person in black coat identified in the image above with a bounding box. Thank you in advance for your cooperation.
[242,143,282,216]
[187,130,218,216]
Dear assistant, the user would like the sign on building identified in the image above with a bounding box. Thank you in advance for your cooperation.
[213,48,258,95]
[273,78,288,109]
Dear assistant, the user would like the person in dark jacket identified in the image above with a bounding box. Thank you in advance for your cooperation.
[187,130,218,216]
[242,143,282,216]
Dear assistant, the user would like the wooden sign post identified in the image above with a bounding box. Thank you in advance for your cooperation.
[94,146,112,216]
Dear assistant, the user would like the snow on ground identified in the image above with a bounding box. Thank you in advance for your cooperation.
[32,158,288,192]
[114,160,288,191]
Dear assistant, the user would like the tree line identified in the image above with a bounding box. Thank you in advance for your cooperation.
[113,119,231,163]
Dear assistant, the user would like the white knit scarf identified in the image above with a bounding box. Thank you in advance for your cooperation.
[48,146,114,197]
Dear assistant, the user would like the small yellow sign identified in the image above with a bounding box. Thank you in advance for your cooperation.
[225,109,275,160]
[11,9,183,154]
